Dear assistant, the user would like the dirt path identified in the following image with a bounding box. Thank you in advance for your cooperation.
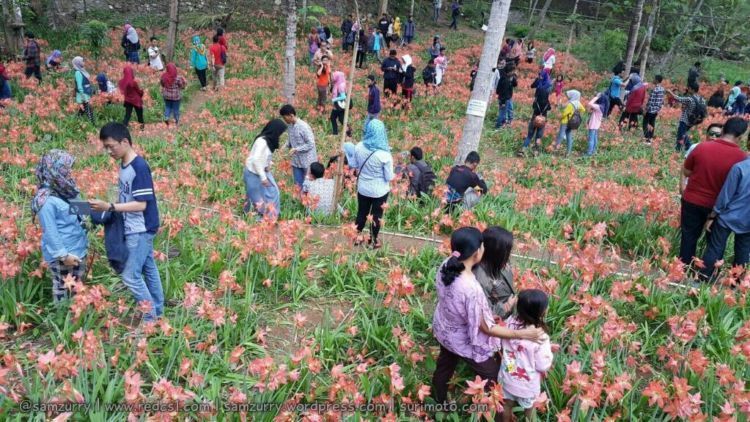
[182,89,211,116]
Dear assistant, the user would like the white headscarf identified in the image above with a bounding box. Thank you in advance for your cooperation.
[126,27,139,44]
[71,56,89,79]
[402,55,412,72]
[566,89,582,109]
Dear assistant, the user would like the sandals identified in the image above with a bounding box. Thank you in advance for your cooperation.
[354,234,382,250]
[353,234,366,247]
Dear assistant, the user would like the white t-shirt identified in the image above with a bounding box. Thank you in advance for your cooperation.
[245,137,272,181]
[148,46,164,71]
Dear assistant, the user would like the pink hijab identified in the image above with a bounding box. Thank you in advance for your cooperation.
[331,71,347,97]
[543,48,555,63]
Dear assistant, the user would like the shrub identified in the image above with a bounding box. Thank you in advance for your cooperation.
[80,20,110,58]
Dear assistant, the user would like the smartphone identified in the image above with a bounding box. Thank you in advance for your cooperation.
[68,200,92,216]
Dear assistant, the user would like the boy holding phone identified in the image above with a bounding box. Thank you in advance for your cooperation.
[89,123,164,322]
[31,150,89,303]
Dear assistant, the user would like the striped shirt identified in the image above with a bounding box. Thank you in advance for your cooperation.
[646,85,665,114]
[119,156,160,234]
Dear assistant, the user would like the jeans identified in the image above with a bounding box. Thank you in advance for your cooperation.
[355,192,388,242]
[700,220,750,281]
[449,14,458,29]
[679,198,712,266]
[123,232,164,321]
[676,120,691,151]
[243,168,280,219]
[330,107,345,135]
[0,79,11,100]
[164,99,181,123]
[126,51,140,64]
[24,65,42,81]
[523,118,545,147]
[124,103,144,127]
[587,129,599,155]
[643,112,657,140]
[292,166,307,188]
[495,101,509,128]
[556,124,574,154]
[432,345,500,404]
[195,68,207,88]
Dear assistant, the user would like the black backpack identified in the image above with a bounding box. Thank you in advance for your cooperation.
[415,161,436,196]
[567,108,583,130]
[687,96,707,127]
[74,71,93,96]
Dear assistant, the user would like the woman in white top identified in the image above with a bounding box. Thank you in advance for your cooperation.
[244,119,287,219]
[343,119,395,249]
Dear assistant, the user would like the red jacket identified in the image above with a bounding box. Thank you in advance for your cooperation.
[122,81,144,108]
[625,86,646,113]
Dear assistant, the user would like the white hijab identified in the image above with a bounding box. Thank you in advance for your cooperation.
[126,27,139,44]
[71,56,89,79]
[566,89,582,109]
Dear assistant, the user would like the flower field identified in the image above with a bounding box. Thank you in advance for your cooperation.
[0,16,749,421]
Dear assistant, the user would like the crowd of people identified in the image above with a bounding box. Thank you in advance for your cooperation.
[8,7,750,419]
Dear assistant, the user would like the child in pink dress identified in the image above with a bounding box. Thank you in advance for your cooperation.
[500,289,553,421]
[554,74,564,105]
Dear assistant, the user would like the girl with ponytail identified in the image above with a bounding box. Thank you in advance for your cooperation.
[432,227,547,405]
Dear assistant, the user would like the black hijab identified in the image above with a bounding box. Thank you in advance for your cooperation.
[256,119,287,153]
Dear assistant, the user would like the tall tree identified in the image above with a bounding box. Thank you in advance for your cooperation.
[526,0,552,42]
[283,0,298,104]
[623,0,646,76]
[659,0,704,73]
[379,0,388,15]
[562,0,580,68]
[165,0,180,62]
[454,0,511,165]
[638,0,659,79]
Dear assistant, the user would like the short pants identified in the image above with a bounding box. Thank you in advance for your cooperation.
[503,387,535,410]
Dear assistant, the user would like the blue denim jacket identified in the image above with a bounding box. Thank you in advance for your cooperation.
[37,196,88,263]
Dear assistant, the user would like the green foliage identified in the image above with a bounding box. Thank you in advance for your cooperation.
[182,12,230,30]
[80,20,110,58]
[570,29,627,73]
[508,24,530,38]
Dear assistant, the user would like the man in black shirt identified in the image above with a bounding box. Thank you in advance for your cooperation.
[381,50,402,97]
[445,151,488,212]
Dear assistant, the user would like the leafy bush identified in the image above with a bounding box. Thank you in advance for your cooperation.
[509,24,530,38]
[80,20,110,58]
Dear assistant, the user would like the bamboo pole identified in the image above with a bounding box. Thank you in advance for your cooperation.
[333,0,360,207]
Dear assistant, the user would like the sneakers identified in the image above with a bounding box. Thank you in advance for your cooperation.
[516,148,528,157]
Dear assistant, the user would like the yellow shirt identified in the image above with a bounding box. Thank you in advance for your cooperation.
[561,102,586,124]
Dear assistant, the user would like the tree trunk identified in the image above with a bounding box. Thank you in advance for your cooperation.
[1,0,15,55]
[334,0,361,206]
[379,0,387,15]
[283,0,298,104]
[6,0,24,56]
[659,0,704,73]
[165,0,180,63]
[526,0,551,42]
[562,0,579,68]
[301,0,307,34]
[623,0,646,76]
[527,0,539,25]
[410,0,414,17]
[454,0,511,165]
[639,0,659,79]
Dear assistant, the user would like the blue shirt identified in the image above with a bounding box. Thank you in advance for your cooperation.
[38,196,88,263]
[714,158,750,234]
[346,142,394,198]
[609,76,623,98]
[119,156,160,235]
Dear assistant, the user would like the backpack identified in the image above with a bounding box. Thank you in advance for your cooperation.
[686,96,707,127]
[220,49,228,65]
[567,107,582,130]
[414,161,436,196]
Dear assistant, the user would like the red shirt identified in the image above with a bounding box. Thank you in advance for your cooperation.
[219,35,228,50]
[122,81,144,108]
[209,43,226,66]
[625,86,646,113]
[683,139,747,208]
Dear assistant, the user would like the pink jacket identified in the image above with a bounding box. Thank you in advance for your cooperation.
[499,316,553,400]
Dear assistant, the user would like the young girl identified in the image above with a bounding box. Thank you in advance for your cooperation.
[586,92,608,156]
[554,90,586,155]
[435,48,448,86]
[525,42,536,64]
[554,74,564,105]
[500,289,553,422]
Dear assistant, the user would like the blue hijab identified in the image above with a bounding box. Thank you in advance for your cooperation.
[596,92,610,115]
[96,73,108,92]
[362,119,390,152]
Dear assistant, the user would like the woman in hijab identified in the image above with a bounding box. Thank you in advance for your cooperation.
[553,89,585,155]
[72,57,94,123]
[0,61,11,101]
[96,72,117,94]
[725,81,742,114]
[244,119,287,219]
[401,55,416,104]
[330,71,349,135]
[121,24,141,63]
[519,70,553,156]
[31,149,88,303]
[189,35,209,91]
[542,48,555,75]
[46,50,63,70]
[620,74,646,131]
[343,119,394,249]
[118,66,145,129]
[161,63,187,126]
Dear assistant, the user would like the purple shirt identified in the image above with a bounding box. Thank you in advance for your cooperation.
[432,260,502,362]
